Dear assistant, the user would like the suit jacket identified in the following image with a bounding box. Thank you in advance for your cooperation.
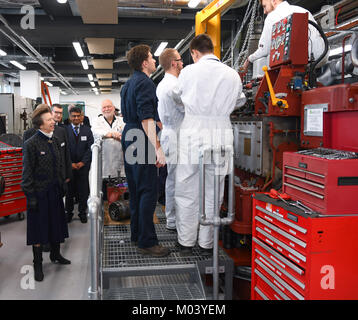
[23,126,72,181]
[65,124,94,169]
[21,131,64,197]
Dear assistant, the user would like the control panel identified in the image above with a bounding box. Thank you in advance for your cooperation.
[270,13,308,68]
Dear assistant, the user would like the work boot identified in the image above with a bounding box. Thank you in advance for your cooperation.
[42,243,50,252]
[137,245,170,257]
[50,243,71,265]
[175,242,193,256]
[79,213,87,224]
[198,246,213,257]
[32,245,44,282]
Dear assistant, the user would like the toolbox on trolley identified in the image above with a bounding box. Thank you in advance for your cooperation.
[0,141,26,219]
[251,193,358,300]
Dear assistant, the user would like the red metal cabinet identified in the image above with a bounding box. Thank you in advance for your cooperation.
[251,193,358,300]
[0,142,26,218]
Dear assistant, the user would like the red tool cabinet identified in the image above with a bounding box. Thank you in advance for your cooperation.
[251,193,358,300]
[0,141,26,219]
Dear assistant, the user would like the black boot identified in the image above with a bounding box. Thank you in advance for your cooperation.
[49,243,71,265]
[32,245,44,282]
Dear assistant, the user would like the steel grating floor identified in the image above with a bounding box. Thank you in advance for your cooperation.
[103,283,205,300]
[102,206,231,270]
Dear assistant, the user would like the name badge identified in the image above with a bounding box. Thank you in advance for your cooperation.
[81,136,87,141]
[61,142,65,147]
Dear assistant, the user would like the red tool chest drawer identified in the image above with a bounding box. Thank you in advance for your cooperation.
[283,149,358,215]
[251,193,358,300]
[0,142,26,217]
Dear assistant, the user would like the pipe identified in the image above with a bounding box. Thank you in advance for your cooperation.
[87,138,103,300]
[118,7,181,17]
[117,0,248,9]
[342,34,352,83]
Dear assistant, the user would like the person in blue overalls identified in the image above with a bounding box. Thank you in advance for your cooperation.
[121,44,169,257]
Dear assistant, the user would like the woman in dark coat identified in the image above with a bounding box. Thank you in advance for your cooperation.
[21,104,70,282]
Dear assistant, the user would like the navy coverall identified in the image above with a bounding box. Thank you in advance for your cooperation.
[121,70,160,249]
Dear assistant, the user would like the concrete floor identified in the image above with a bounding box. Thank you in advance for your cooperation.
[0,211,91,300]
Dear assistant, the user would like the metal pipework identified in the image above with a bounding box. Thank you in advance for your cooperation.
[198,144,235,300]
[88,138,103,300]
[117,0,248,9]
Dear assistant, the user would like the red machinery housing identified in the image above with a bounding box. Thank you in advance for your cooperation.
[300,83,358,151]
[251,193,358,300]
[0,142,26,219]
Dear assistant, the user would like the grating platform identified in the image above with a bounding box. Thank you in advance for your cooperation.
[101,205,234,300]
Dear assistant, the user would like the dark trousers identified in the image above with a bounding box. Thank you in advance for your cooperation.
[122,135,159,249]
[157,165,167,205]
[65,167,89,216]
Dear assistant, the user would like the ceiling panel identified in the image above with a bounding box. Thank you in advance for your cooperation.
[85,38,115,54]
[98,80,112,86]
[92,59,113,69]
[75,0,118,24]
[96,73,113,79]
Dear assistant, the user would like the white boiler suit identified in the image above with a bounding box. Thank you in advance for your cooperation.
[248,1,327,67]
[156,73,185,230]
[174,54,242,249]
[92,114,125,178]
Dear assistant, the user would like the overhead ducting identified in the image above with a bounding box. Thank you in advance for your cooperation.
[117,0,248,9]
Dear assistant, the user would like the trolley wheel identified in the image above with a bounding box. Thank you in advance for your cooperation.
[18,212,25,221]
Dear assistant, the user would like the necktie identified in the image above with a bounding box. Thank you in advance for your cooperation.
[75,126,79,136]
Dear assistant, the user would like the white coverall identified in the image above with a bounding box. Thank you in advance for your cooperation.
[174,54,242,249]
[92,115,125,178]
[248,1,327,67]
[156,73,185,230]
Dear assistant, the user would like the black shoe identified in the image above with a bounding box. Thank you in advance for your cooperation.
[67,213,73,223]
[32,246,44,282]
[42,243,50,252]
[79,214,87,223]
[199,246,213,256]
[50,243,71,265]
[175,242,193,256]
[137,245,170,257]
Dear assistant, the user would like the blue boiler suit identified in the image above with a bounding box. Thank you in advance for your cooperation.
[120,71,160,249]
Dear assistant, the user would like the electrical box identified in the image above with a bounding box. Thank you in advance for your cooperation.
[269,13,308,68]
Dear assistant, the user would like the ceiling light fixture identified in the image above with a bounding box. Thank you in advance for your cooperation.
[88,74,94,81]
[10,60,26,70]
[45,81,53,87]
[73,42,84,58]
[188,0,201,8]
[57,0,68,4]
[90,81,95,87]
[0,49,7,56]
[81,59,89,70]
[154,42,168,57]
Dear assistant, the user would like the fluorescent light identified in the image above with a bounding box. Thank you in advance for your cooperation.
[10,60,26,70]
[60,91,68,95]
[0,49,7,56]
[174,39,185,50]
[90,81,95,87]
[57,0,68,3]
[188,0,201,8]
[154,42,168,57]
[45,81,53,87]
[88,74,94,81]
[73,42,84,58]
[81,59,89,70]
[40,77,44,80]
[329,44,352,57]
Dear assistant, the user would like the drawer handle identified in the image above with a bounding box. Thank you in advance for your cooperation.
[254,269,290,300]
[255,259,305,300]
[256,205,307,234]
[285,174,325,189]
[253,237,304,276]
[255,287,269,300]
[255,216,307,248]
[284,165,325,179]
[256,227,306,262]
[255,248,305,290]
[284,182,324,200]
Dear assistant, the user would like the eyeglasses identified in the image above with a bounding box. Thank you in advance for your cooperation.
[174,58,183,62]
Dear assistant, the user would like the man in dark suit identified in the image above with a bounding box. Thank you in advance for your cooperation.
[65,106,94,223]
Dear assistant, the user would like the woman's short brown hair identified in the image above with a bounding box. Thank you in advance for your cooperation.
[32,104,51,129]
[159,48,178,72]
[127,45,151,71]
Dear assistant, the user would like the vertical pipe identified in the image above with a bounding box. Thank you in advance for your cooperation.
[213,147,220,300]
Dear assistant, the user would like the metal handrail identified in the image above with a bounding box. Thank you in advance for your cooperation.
[199,145,235,300]
[87,137,103,300]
